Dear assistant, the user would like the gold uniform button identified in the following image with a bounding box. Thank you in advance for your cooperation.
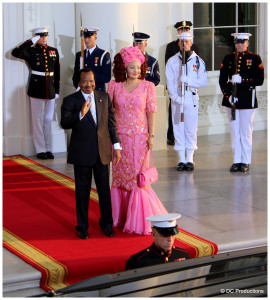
[147,248,150,252]
[165,257,168,262]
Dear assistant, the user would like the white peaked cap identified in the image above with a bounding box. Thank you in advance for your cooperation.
[32,26,49,34]
[177,32,193,40]
[231,33,252,40]
[84,26,100,32]
[145,213,181,228]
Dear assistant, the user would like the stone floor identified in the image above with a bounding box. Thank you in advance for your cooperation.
[3,131,267,296]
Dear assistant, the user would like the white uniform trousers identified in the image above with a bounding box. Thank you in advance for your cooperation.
[30,97,55,154]
[172,92,199,152]
[226,107,255,164]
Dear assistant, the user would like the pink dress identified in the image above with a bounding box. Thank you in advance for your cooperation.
[107,80,168,235]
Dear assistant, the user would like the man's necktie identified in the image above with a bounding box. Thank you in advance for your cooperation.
[87,94,96,124]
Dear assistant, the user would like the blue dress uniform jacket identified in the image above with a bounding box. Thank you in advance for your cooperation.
[12,40,60,100]
[145,52,160,86]
[125,243,190,270]
[72,46,111,92]
[219,51,264,109]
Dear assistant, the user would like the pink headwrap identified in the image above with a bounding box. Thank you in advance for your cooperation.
[119,46,145,67]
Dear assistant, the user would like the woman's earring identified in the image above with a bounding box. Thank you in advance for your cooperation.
[138,74,141,79]
[125,72,127,78]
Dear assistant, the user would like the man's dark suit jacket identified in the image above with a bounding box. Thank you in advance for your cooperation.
[61,90,120,166]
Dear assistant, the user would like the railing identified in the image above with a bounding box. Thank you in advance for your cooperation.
[32,246,267,297]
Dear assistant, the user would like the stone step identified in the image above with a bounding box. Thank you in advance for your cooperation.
[3,287,45,297]
[3,248,44,296]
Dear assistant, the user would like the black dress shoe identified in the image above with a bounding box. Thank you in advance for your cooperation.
[176,162,186,171]
[230,163,241,172]
[78,231,88,239]
[101,226,115,237]
[185,162,194,171]
[240,163,249,172]
[46,152,54,159]
[167,138,175,146]
[36,152,48,159]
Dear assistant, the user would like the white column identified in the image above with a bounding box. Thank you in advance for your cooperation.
[3,3,34,155]
[75,3,139,60]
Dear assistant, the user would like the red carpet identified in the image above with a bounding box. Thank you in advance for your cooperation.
[3,155,218,291]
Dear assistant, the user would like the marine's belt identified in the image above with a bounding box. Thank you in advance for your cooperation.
[32,71,54,76]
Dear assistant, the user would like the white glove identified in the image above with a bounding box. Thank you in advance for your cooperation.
[180,74,188,84]
[55,94,59,99]
[173,97,183,105]
[229,96,238,104]
[31,35,40,44]
[231,74,242,84]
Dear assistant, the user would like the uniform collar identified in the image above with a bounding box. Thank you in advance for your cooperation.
[35,44,48,49]
[238,50,248,56]
[86,45,97,55]
[178,50,195,61]
[151,243,172,257]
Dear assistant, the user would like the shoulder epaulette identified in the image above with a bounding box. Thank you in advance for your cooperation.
[173,246,189,253]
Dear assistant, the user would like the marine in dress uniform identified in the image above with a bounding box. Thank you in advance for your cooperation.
[166,32,208,172]
[12,26,60,159]
[165,21,199,146]
[132,32,160,86]
[219,33,264,173]
[72,27,111,92]
[125,214,189,270]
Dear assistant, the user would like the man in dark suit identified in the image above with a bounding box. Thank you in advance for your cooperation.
[125,214,189,270]
[61,68,121,239]
[72,27,111,92]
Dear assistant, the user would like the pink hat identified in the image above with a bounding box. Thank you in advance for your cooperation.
[120,46,145,67]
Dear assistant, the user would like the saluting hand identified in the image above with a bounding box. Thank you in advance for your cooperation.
[81,100,90,118]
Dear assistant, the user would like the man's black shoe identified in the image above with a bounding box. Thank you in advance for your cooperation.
[176,162,186,171]
[78,231,88,239]
[167,138,175,146]
[240,163,249,173]
[101,225,115,237]
[36,152,48,159]
[185,162,194,171]
[46,152,54,159]
[230,163,241,172]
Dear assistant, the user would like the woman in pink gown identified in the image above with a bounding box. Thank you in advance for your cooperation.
[107,46,167,235]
